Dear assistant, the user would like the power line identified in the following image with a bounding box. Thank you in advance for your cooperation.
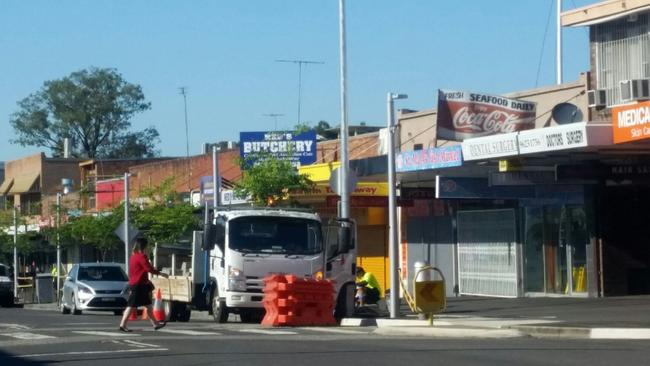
[263,113,284,131]
[275,59,324,125]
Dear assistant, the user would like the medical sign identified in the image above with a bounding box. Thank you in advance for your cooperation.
[612,101,650,144]
[240,130,317,167]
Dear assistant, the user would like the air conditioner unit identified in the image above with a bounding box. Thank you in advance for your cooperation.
[587,89,607,107]
[620,79,650,102]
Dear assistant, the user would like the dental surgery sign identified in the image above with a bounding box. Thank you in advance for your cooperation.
[436,89,537,141]
[240,130,317,167]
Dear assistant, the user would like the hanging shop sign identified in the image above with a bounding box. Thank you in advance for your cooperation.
[612,100,650,144]
[400,187,437,200]
[435,176,535,199]
[461,132,519,161]
[489,171,556,186]
[518,122,611,154]
[436,89,536,141]
[396,145,463,172]
[556,164,650,181]
[240,130,317,167]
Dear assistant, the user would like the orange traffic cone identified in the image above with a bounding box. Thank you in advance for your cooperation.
[152,288,165,322]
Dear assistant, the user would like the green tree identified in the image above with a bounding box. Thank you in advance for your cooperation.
[55,213,122,261]
[9,67,159,159]
[235,154,314,206]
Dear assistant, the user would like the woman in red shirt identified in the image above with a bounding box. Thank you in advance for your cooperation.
[119,237,168,332]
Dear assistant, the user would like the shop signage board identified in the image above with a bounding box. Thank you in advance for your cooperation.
[396,145,463,172]
[240,130,317,167]
[518,122,605,154]
[489,171,556,186]
[436,89,536,141]
[435,176,535,199]
[612,100,650,144]
[461,132,519,161]
[556,164,650,181]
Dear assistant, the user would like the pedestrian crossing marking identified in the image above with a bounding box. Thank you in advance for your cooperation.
[157,329,222,336]
[237,329,298,335]
[73,331,140,337]
[0,332,55,340]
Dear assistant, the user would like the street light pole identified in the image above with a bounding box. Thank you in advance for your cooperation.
[124,173,130,274]
[387,92,407,319]
[13,205,18,300]
[180,87,191,191]
[56,192,61,306]
[263,113,284,131]
[339,0,350,219]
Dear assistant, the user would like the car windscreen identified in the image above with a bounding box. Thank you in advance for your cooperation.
[78,266,128,282]
[0,266,8,277]
[229,216,322,255]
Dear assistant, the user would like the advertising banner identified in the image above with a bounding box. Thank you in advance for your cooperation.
[436,89,536,141]
[240,130,317,167]
[612,100,650,144]
[461,132,519,161]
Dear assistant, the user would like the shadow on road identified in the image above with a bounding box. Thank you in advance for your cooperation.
[0,350,47,365]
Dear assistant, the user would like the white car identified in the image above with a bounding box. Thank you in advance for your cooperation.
[60,263,129,315]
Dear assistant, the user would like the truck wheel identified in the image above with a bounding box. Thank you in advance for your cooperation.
[177,306,191,322]
[334,283,355,321]
[164,300,178,322]
[211,290,228,323]
[240,309,264,323]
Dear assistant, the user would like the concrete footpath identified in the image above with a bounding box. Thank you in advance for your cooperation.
[342,295,650,340]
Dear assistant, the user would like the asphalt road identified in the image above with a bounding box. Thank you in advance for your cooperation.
[1,308,648,366]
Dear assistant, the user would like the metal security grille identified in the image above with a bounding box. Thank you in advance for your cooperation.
[594,13,650,106]
[457,209,518,298]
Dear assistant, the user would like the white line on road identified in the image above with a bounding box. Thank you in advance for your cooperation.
[299,327,368,334]
[123,339,162,348]
[73,331,140,337]
[237,329,298,335]
[16,348,168,358]
[157,329,222,336]
[590,328,650,339]
[0,332,55,340]
[0,323,30,330]
[62,322,111,325]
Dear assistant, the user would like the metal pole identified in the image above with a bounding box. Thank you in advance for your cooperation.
[387,93,407,319]
[56,193,61,305]
[180,87,191,191]
[339,0,350,219]
[297,63,302,124]
[556,0,563,84]
[13,206,18,300]
[124,173,130,274]
[212,146,220,207]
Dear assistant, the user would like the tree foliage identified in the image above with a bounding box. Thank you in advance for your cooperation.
[9,67,160,159]
[235,155,314,206]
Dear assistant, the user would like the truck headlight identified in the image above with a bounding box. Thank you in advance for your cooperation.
[228,267,246,292]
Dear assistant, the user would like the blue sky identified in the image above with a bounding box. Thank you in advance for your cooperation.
[0,0,595,162]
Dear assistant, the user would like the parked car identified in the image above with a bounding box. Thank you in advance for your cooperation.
[60,263,128,315]
[0,263,13,307]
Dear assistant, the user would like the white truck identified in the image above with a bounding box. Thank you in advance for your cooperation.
[152,206,357,323]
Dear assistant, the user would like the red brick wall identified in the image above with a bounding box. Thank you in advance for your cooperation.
[316,133,380,163]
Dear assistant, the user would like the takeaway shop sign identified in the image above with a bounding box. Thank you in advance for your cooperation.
[240,130,316,166]
[612,100,650,144]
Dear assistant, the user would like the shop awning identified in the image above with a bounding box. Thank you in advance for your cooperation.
[8,173,40,194]
[0,178,13,195]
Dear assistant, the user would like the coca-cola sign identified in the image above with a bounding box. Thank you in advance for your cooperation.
[436,89,536,141]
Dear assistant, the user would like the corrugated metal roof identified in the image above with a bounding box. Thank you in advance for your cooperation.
[8,173,40,194]
[0,178,13,195]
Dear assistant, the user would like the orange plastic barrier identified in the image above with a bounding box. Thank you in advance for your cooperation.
[261,274,337,327]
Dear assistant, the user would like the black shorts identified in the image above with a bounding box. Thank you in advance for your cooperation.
[358,286,380,304]
[127,284,153,307]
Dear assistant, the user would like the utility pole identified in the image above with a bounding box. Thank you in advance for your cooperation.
[180,87,191,191]
[263,113,284,131]
[338,0,350,219]
[556,0,563,84]
[275,59,324,125]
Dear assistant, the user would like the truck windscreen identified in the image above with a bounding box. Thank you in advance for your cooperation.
[229,217,322,255]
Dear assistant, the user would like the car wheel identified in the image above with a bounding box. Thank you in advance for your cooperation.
[60,298,70,314]
[211,287,228,323]
[71,296,82,315]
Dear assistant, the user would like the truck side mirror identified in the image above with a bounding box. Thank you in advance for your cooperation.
[338,226,352,253]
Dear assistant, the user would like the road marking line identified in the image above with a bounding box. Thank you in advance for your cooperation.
[0,332,55,340]
[157,329,222,336]
[590,328,650,339]
[237,329,298,335]
[123,339,162,348]
[16,348,168,358]
[0,323,30,330]
[299,327,368,334]
[73,331,140,337]
[62,322,110,325]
